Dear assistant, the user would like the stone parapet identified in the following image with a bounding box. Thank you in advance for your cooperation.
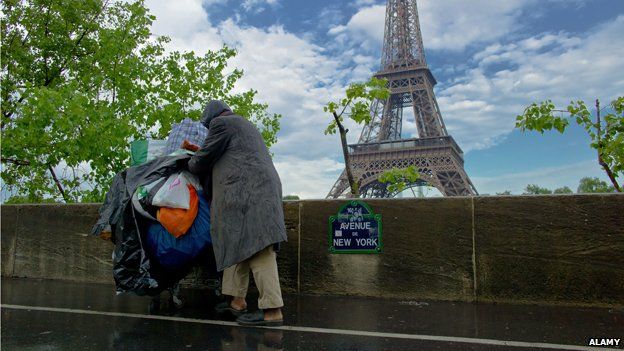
[2,194,622,307]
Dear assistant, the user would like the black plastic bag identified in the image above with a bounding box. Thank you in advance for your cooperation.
[91,154,192,296]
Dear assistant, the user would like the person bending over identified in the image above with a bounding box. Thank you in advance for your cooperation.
[188,100,287,326]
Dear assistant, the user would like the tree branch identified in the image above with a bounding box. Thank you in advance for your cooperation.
[47,164,69,202]
[337,97,352,119]
[2,95,26,125]
[599,159,621,192]
[1,157,30,166]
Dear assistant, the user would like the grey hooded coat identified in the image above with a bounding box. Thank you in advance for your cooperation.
[188,101,287,271]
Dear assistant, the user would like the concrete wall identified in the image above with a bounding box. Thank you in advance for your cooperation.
[2,194,623,307]
[1,204,111,283]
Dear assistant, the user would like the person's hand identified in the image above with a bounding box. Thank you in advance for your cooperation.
[181,139,200,152]
[99,230,113,242]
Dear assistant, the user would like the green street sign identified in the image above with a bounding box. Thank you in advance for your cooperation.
[328,201,383,254]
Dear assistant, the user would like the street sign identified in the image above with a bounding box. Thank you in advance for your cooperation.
[329,201,383,254]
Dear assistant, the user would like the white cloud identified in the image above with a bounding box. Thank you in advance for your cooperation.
[328,5,385,51]
[198,0,280,13]
[274,157,344,198]
[439,16,624,151]
[315,5,347,31]
[145,0,208,39]
[241,0,279,13]
[330,0,532,52]
[353,0,379,7]
[419,0,528,51]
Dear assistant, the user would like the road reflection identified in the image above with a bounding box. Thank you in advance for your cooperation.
[221,327,284,351]
[108,314,284,350]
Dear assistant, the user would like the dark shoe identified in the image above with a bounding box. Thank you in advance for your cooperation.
[215,301,247,317]
[236,310,283,326]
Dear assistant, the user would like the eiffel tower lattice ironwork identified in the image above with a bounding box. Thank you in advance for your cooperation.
[327,0,477,198]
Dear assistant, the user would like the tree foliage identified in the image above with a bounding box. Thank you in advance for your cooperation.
[324,77,389,136]
[3,194,59,204]
[378,166,420,194]
[553,186,573,194]
[516,97,623,192]
[518,178,614,196]
[523,184,552,195]
[577,177,615,193]
[324,77,389,197]
[1,0,280,203]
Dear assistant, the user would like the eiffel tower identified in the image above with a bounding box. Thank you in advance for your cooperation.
[327,0,477,198]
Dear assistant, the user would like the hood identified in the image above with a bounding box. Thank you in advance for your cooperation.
[200,100,231,128]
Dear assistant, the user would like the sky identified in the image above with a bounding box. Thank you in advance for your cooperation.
[144,0,624,198]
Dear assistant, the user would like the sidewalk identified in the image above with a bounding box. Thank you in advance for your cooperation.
[2,278,622,350]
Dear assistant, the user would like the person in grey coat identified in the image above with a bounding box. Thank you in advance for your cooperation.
[188,100,287,326]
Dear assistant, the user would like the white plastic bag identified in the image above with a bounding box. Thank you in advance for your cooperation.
[151,172,203,209]
[152,173,191,209]
[181,171,202,192]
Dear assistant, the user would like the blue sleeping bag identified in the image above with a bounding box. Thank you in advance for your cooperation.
[145,191,211,271]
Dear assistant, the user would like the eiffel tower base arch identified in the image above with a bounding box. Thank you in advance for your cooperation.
[327,137,477,198]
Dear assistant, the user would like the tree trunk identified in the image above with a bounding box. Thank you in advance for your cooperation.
[333,112,359,197]
[596,99,622,192]
[600,160,622,192]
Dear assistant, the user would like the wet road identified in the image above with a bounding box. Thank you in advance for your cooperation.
[1,278,623,350]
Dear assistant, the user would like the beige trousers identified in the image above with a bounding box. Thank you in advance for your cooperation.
[222,245,284,309]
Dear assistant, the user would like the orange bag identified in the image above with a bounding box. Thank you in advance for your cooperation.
[157,185,199,238]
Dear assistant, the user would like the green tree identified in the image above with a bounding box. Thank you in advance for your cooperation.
[577,177,615,193]
[378,166,420,194]
[324,77,389,197]
[523,184,552,195]
[553,186,573,194]
[3,195,59,204]
[516,97,623,192]
[1,0,280,203]
[282,195,300,200]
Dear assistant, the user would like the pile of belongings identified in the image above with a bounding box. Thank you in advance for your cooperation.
[136,171,211,271]
[92,119,211,296]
